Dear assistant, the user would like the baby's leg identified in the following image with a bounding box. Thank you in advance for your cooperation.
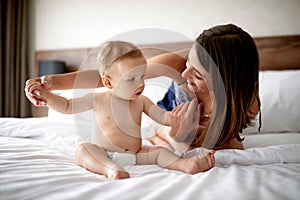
[180,150,215,173]
[74,143,130,179]
[137,146,215,174]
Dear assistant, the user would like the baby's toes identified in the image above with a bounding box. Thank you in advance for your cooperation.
[207,150,215,167]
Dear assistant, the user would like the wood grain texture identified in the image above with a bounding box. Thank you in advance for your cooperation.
[254,35,300,70]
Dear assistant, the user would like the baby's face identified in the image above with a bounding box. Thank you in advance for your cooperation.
[110,56,147,100]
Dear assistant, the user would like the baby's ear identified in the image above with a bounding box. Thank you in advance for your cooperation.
[102,75,113,89]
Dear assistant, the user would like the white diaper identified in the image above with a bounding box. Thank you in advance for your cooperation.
[107,151,136,167]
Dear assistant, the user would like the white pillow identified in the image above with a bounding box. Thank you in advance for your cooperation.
[243,70,300,134]
[0,117,78,145]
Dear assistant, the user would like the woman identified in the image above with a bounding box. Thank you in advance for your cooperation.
[25,24,260,150]
[153,24,260,150]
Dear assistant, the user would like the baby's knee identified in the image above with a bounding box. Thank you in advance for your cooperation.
[74,143,89,164]
[75,143,86,153]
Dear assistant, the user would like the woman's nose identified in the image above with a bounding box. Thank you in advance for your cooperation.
[182,67,192,79]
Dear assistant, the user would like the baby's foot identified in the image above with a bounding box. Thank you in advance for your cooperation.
[184,150,215,174]
[107,169,130,180]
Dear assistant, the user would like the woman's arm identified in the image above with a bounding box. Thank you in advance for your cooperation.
[36,49,189,90]
[145,49,189,84]
[25,48,189,106]
[45,70,102,90]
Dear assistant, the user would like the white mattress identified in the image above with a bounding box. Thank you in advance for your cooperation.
[1,117,300,200]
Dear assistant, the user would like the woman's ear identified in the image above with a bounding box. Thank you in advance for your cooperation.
[102,75,113,89]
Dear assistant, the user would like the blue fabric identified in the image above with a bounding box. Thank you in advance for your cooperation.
[157,82,176,111]
[157,81,192,111]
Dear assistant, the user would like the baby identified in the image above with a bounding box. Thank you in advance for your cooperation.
[35,41,215,179]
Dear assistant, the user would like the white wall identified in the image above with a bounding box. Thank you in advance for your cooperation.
[33,0,300,51]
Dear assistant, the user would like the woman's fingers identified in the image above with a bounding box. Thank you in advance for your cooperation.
[176,99,199,121]
[186,99,199,121]
[28,83,40,95]
[41,75,52,90]
[178,101,189,116]
[24,77,48,106]
[172,100,191,116]
[170,99,200,142]
[171,103,184,115]
[26,79,39,95]
[25,76,52,96]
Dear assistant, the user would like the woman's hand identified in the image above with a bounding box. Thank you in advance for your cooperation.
[169,99,200,142]
[24,76,52,106]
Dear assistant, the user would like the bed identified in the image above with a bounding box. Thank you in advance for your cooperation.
[1,34,300,200]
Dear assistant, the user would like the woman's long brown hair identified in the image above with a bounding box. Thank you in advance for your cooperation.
[192,24,260,149]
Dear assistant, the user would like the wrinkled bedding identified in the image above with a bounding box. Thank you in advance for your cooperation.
[0,117,300,200]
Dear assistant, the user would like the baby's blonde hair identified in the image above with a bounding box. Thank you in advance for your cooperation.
[97,41,143,76]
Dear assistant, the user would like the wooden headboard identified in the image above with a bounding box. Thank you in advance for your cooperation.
[254,35,300,70]
[35,35,300,77]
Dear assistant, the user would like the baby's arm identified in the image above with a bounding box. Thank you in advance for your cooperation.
[142,96,171,126]
[36,84,94,114]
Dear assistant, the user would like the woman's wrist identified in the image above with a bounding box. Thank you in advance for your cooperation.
[177,79,187,86]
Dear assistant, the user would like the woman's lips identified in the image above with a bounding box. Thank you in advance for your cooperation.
[135,91,142,96]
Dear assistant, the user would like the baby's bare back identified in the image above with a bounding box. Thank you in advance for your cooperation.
[91,92,144,153]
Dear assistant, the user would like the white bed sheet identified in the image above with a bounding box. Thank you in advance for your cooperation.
[1,117,300,200]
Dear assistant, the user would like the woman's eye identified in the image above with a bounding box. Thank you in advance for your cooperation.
[127,77,135,82]
[195,75,203,80]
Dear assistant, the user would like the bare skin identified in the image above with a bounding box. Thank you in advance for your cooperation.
[137,146,215,174]
[75,143,215,180]
[25,50,259,150]
[34,55,215,179]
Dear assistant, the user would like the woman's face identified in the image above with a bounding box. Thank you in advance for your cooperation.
[182,47,209,94]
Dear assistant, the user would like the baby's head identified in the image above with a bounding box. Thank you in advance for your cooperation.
[97,41,147,100]
[97,41,144,76]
